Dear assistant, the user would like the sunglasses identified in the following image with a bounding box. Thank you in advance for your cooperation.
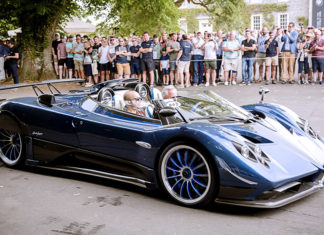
[131,97,142,102]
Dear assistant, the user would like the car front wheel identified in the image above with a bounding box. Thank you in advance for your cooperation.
[158,142,218,207]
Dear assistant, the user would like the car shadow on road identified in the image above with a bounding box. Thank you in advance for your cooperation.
[22,165,298,217]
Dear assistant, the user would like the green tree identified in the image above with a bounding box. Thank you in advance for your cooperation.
[97,0,180,36]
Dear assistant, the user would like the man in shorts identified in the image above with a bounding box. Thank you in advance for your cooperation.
[201,33,218,87]
[222,31,240,85]
[72,34,84,79]
[310,30,324,85]
[255,28,269,82]
[265,31,279,84]
[176,34,193,88]
[115,38,131,78]
[65,35,76,79]
[98,39,110,82]
[139,32,154,86]
[57,36,67,79]
[166,33,180,85]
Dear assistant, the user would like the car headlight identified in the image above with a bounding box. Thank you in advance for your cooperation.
[232,142,270,168]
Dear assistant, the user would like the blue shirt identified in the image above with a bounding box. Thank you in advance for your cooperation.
[179,41,193,61]
[257,35,269,53]
[66,42,76,58]
[130,45,141,63]
[0,45,9,57]
[73,42,84,61]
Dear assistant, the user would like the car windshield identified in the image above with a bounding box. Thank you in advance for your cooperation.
[176,90,252,121]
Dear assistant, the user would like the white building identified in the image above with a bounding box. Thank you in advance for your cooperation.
[179,0,316,33]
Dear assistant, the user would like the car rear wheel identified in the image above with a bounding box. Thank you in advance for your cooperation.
[0,129,24,167]
[159,142,218,207]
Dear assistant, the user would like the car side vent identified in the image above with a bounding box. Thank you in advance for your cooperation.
[251,110,266,119]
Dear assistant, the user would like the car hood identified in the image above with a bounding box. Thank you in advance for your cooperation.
[220,116,324,169]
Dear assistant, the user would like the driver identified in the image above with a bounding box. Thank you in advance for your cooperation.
[123,90,145,116]
[162,85,177,101]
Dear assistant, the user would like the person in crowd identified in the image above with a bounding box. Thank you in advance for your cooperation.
[201,33,218,86]
[5,39,19,84]
[241,29,257,85]
[160,48,170,86]
[123,90,145,116]
[281,22,298,84]
[264,31,279,85]
[297,33,312,84]
[140,32,155,86]
[152,35,162,85]
[83,41,94,87]
[90,36,100,84]
[176,34,193,88]
[275,28,284,82]
[57,36,67,79]
[191,31,204,86]
[98,39,110,82]
[215,30,223,83]
[51,33,61,77]
[71,34,85,79]
[65,35,76,79]
[0,40,9,81]
[222,31,240,85]
[166,33,180,85]
[130,37,142,79]
[115,38,131,79]
[255,27,269,82]
[310,30,324,85]
[177,32,182,43]
[321,28,324,40]
[108,37,117,79]
[162,85,177,101]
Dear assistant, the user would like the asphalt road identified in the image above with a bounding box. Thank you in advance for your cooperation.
[0,82,324,235]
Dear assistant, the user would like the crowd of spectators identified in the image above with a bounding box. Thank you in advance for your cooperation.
[1,21,324,87]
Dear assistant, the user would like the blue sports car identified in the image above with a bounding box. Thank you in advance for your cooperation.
[0,78,323,208]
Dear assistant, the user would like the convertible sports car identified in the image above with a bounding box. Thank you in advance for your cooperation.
[0,78,323,208]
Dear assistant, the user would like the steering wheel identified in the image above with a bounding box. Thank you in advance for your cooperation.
[97,87,115,107]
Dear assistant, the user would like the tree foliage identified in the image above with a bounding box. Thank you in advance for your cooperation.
[96,0,180,36]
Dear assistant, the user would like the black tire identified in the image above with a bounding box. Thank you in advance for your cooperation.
[0,128,25,167]
[158,141,218,207]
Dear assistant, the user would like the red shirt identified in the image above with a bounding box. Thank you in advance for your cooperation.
[311,39,324,59]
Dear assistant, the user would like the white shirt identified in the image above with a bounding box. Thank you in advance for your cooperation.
[204,41,217,60]
[99,46,109,64]
[192,37,204,56]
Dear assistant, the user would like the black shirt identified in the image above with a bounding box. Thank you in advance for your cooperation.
[265,39,278,57]
[7,46,19,64]
[140,40,153,59]
[52,40,61,55]
[241,39,256,58]
[130,45,141,62]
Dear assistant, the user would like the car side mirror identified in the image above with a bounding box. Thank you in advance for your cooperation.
[38,94,56,107]
[259,87,270,104]
[159,108,177,117]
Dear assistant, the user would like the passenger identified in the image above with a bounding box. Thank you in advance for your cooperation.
[123,90,145,116]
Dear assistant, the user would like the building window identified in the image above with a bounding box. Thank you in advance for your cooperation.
[252,15,262,31]
[279,13,288,29]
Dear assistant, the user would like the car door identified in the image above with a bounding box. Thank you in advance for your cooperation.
[72,102,162,168]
